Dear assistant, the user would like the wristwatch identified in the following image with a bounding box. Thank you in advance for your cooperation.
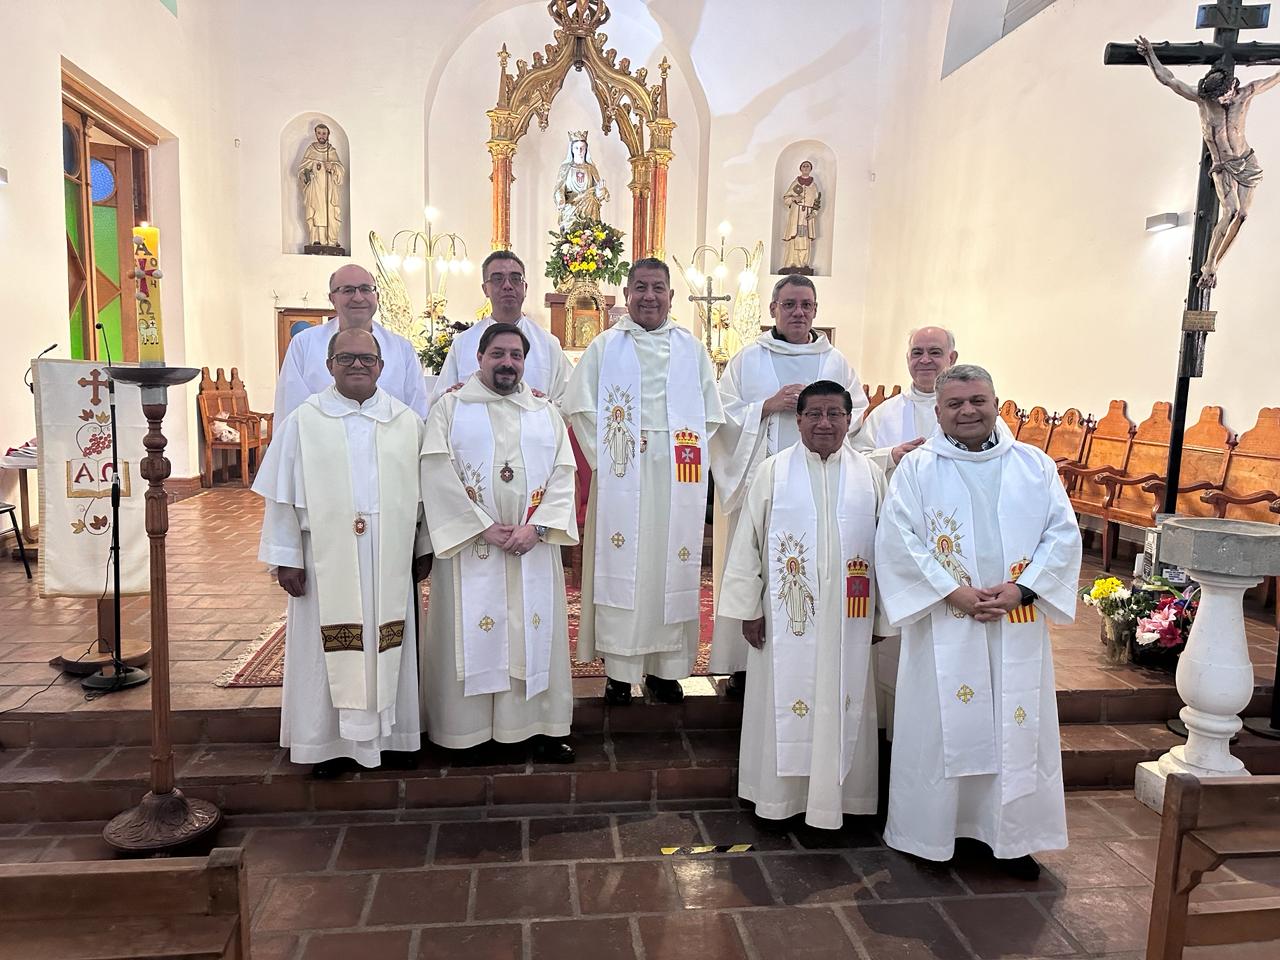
[1015,583,1038,606]
[534,524,548,541]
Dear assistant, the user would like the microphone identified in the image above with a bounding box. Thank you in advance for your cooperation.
[24,343,58,394]
[94,322,114,365]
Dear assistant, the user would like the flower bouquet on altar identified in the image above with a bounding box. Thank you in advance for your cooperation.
[418,316,473,375]
[1080,575,1198,666]
[545,218,629,290]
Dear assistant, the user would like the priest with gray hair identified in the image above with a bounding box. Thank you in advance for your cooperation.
[874,362,1081,880]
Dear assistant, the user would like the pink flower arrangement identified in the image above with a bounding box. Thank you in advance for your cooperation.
[1134,592,1198,651]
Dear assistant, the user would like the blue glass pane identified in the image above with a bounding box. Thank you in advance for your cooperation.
[89,158,116,203]
[290,320,314,338]
[62,123,80,176]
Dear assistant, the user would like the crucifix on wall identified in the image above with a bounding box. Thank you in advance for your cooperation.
[1104,0,1280,515]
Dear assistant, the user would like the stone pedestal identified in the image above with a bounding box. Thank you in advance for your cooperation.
[1134,517,1280,811]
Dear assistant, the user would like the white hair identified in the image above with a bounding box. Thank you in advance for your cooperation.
[935,363,994,393]
[906,326,956,351]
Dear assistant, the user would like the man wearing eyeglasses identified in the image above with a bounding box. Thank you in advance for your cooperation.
[710,276,868,698]
[274,263,430,421]
[718,380,889,829]
[254,328,431,778]
[430,251,572,406]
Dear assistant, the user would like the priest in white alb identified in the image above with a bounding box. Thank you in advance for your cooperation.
[563,258,724,705]
[710,276,868,697]
[875,364,1081,879]
[419,323,579,762]
[851,325,956,730]
[431,251,572,405]
[718,381,889,828]
[275,263,429,420]
[254,328,430,777]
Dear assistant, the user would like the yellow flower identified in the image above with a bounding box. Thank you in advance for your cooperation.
[1089,577,1125,601]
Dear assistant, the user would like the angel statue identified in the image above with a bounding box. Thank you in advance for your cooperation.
[554,130,610,231]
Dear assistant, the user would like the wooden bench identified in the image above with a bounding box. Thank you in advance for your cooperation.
[1044,408,1092,478]
[1016,405,1053,452]
[864,383,901,418]
[197,367,273,488]
[1061,400,1135,569]
[999,399,1023,438]
[0,847,249,959]
[1141,406,1234,521]
[1147,772,1280,960]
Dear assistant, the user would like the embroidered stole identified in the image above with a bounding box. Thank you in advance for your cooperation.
[744,343,846,461]
[767,445,876,780]
[296,401,418,712]
[449,399,558,699]
[453,317,551,393]
[920,447,1049,804]
[594,326,708,624]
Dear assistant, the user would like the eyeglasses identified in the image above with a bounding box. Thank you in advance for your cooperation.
[483,272,525,287]
[330,284,378,296]
[776,300,817,312]
[331,352,381,367]
[800,409,850,422]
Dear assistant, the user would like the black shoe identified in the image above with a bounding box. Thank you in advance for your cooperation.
[604,677,633,705]
[998,854,1041,881]
[531,736,576,764]
[310,757,354,779]
[725,671,747,700]
[644,674,685,704]
[379,750,420,771]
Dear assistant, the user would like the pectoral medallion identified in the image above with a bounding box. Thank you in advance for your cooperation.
[353,514,368,536]
[499,461,515,483]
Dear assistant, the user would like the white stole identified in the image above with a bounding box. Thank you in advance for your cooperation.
[296,402,418,712]
[920,447,1048,804]
[743,343,847,460]
[594,326,708,624]
[449,399,557,699]
[452,317,551,393]
[767,444,877,780]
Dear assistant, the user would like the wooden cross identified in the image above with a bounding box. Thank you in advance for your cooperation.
[77,368,108,406]
[1105,1,1280,514]
[688,275,731,356]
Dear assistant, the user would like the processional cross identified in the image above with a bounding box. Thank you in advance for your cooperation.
[688,277,731,367]
[1105,0,1280,514]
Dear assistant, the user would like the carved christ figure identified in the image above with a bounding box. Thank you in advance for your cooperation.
[1137,35,1280,289]
[554,131,610,232]
[297,123,345,248]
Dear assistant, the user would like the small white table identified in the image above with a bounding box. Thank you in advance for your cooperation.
[0,456,37,544]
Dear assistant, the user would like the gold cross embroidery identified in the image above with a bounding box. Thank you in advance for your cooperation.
[610,531,626,549]
[1014,706,1027,726]
[956,684,975,704]
[479,615,495,633]
[677,546,690,562]
[531,612,542,630]
[791,699,810,718]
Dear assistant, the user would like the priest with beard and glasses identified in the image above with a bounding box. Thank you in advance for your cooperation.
[874,363,1081,880]
[419,323,579,762]
[717,381,889,828]
[431,251,573,406]
[710,276,868,700]
[254,328,431,778]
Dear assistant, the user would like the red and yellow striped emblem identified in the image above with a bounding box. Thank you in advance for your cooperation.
[525,486,544,522]
[674,429,701,483]
[845,557,869,618]
[1007,558,1036,623]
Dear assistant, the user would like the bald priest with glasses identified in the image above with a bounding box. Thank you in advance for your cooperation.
[275,263,430,420]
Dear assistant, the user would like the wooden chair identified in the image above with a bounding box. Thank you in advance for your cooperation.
[864,383,901,418]
[999,399,1024,438]
[1044,409,1092,489]
[1146,773,1280,960]
[1061,400,1135,565]
[1096,402,1173,568]
[1017,406,1054,452]
[1142,406,1235,521]
[0,847,250,959]
[197,367,273,488]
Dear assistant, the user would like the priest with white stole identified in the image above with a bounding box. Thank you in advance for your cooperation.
[711,276,868,699]
[431,251,573,405]
[419,323,579,763]
[275,263,429,420]
[850,325,956,731]
[563,257,725,705]
[718,381,889,828]
[875,364,1081,880]
[254,328,430,778]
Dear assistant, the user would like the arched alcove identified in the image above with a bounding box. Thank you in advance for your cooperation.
[280,112,352,256]
[771,141,837,277]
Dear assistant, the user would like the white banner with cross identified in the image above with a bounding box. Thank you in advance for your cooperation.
[33,359,149,597]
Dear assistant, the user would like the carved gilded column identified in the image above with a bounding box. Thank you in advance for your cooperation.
[646,116,676,260]
[486,137,517,251]
[628,154,652,261]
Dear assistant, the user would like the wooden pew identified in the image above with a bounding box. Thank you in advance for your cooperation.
[1061,400,1135,569]
[1142,406,1235,521]
[1146,773,1280,960]
[197,367,273,488]
[864,383,901,418]
[999,399,1023,438]
[1044,408,1092,479]
[1097,402,1173,568]
[1017,406,1053,452]
[0,847,249,959]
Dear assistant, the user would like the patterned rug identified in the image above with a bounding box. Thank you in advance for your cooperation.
[216,572,717,687]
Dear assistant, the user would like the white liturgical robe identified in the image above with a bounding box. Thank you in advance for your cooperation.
[419,378,578,747]
[563,316,724,682]
[275,318,429,421]
[429,315,572,406]
[874,420,1081,861]
[710,331,868,674]
[253,386,429,767]
[718,444,889,828]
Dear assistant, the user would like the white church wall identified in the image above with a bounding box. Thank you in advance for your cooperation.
[865,0,1280,435]
[0,0,243,498]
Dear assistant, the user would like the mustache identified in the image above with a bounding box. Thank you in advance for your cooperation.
[495,366,518,376]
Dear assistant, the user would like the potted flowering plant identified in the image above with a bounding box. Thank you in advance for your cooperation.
[1080,576,1150,665]
[1080,574,1198,666]
[1132,580,1199,664]
[418,318,473,375]
[545,218,629,290]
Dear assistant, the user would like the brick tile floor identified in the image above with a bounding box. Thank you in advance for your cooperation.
[0,792,1277,958]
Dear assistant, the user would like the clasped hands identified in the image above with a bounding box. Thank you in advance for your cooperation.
[946,582,1023,622]
[483,522,540,556]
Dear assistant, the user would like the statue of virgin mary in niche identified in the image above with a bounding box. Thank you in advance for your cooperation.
[553,130,610,231]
